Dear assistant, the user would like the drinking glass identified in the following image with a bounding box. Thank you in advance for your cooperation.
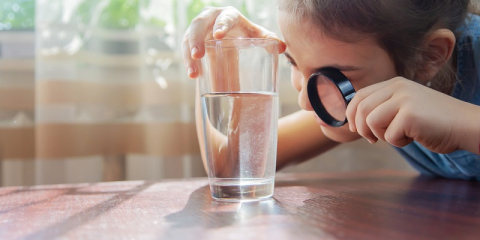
[199,38,279,202]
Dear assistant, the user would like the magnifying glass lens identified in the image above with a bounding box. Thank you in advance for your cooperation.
[307,67,355,127]
[316,75,347,121]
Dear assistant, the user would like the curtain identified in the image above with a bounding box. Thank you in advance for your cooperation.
[0,0,298,186]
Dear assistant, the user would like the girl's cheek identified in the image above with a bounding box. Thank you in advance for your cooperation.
[291,67,302,92]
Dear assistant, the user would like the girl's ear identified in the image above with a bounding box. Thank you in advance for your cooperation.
[415,29,456,84]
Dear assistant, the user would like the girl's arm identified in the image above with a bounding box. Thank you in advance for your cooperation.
[196,81,342,173]
[276,110,340,170]
[187,7,341,172]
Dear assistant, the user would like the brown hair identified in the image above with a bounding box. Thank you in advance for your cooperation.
[278,0,472,91]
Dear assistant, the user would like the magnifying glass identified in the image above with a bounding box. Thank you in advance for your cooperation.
[307,67,356,127]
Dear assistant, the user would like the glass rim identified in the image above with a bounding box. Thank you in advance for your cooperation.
[204,38,278,48]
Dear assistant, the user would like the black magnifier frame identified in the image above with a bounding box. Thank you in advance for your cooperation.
[307,67,356,127]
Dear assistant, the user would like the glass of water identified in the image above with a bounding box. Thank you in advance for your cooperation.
[199,38,279,202]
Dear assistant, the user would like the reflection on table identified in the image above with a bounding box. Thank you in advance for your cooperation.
[1,170,480,240]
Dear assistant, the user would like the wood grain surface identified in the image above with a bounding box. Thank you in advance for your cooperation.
[1,170,479,240]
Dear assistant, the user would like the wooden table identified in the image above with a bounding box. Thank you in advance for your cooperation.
[1,170,480,240]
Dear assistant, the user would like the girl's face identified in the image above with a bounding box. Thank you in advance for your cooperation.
[278,11,398,141]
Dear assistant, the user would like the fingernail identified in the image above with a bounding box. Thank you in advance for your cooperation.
[191,47,199,57]
[187,67,195,76]
[214,25,226,34]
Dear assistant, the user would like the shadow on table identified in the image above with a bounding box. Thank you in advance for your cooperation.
[163,183,334,240]
[0,184,98,215]
[21,182,155,240]
[165,185,288,229]
[164,174,480,239]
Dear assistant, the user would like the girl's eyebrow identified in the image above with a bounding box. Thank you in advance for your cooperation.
[284,51,363,72]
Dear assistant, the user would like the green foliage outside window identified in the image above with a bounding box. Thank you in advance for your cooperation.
[185,0,249,27]
[0,0,35,30]
[76,0,141,29]
[0,0,249,30]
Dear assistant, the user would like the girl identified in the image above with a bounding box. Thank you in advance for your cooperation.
[182,0,480,180]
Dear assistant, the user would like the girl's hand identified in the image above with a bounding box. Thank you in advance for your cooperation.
[345,77,480,154]
[182,6,286,79]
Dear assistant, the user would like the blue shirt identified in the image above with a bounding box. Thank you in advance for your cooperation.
[394,14,480,180]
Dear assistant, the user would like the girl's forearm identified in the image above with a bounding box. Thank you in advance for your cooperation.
[276,110,341,170]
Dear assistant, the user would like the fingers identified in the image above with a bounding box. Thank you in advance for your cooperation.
[366,99,398,142]
[182,6,287,79]
[182,37,196,79]
[213,8,286,53]
[363,98,413,147]
[241,22,286,53]
[255,26,287,53]
[188,8,222,59]
[352,88,394,143]
[346,78,400,132]
[182,35,204,79]
[212,7,241,39]
[345,77,418,145]
[182,8,222,79]
[383,110,414,147]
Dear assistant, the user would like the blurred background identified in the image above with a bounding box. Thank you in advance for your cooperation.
[0,0,414,187]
